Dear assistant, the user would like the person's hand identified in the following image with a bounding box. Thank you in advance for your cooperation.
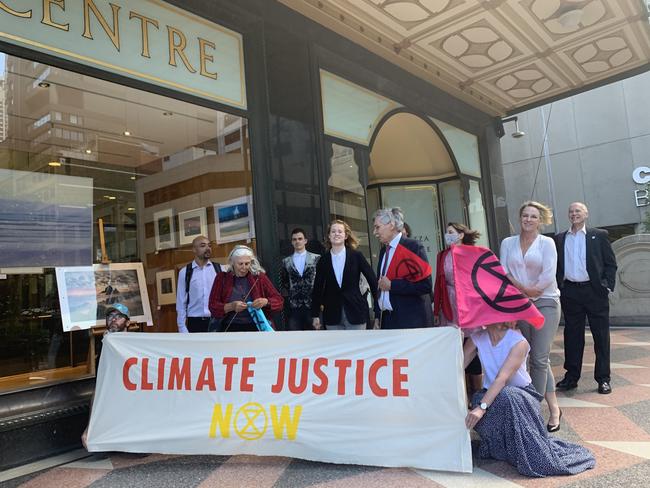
[312,317,322,330]
[378,276,391,291]
[251,298,268,309]
[527,286,543,298]
[81,428,88,450]
[229,301,247,313]
[433,315,440,326]
[465,406,486,429]
[373,318,380,329]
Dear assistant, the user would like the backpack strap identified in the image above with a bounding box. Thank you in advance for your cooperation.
[184,262,193,314]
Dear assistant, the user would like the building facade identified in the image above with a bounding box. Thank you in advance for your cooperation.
[500,70,650,325]
[0,0,508,468]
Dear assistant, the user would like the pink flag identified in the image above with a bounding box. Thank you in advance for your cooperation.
[452,245,544,329]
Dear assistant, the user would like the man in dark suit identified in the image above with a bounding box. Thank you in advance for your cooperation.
[555,202,617,394]
[372,208,432,329]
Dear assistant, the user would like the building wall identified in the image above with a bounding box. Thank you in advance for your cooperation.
[500,70,650,235]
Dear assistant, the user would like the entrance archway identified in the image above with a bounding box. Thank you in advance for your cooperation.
[366,112,465,270]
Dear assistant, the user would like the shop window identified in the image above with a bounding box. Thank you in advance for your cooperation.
[327,143,370,258]
[468,180,489,247]
[0,53,255,392]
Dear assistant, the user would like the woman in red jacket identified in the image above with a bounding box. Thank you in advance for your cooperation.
[209,245,283,332]
[433,222,482,397]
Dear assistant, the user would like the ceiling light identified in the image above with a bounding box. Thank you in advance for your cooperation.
[130,176,136,180]
[85,149,92,154]
[123,130,131,136]
[38,81,50,88]
[104,195,116,200]
[127,207,135,211]
[48,161,62,167]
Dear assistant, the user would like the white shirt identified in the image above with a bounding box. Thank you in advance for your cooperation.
[331,247,346,287]
[292,250,307,276]
[176,261,218,333]
[500,234,560,302]
[564,226,590,282]
[471,328,531,389]
[378,233,402,311]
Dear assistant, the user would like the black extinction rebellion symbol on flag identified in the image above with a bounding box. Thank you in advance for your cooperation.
[395,258,424,281]
[471,251,532,313]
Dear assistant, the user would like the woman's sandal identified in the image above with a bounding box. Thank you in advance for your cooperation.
[547,409,562,433]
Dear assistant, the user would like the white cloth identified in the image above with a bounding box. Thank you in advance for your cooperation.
[379,233,402,311]
[500,235,560,302]
[564,226,589,282]
[471,328,531,389]
[176,261,218,333]
[292,250,307,276]
[331,247,346,288]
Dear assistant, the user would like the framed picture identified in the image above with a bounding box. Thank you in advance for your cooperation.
[178,208,208,245]
[153,208,176,250]
[55,263,153,331]
[156,269,177,305]
[214,196,255,244]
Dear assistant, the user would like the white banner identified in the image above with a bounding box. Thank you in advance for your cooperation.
[88,328,472,473]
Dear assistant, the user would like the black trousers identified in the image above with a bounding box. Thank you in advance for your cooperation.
[186,316,212,333]
[286,308,315,331]
[560,282,611,383]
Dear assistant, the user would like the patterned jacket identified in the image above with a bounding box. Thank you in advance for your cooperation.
[280,252,320,310]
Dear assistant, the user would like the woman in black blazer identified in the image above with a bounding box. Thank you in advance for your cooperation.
[311,220,377,330]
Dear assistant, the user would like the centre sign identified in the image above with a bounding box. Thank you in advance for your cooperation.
[0,0,246,108]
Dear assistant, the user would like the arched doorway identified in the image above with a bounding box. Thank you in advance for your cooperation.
[365,112,466,270]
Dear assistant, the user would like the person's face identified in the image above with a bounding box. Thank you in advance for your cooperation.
[291,232,307,252]
[373,217,396,245]
[232,255,252,277]
[445,226,464,247]
[329,223,347,247]
[520,206,541,233]
[568,203,588,228]
[193,238,211,259]
[106,311,129,333]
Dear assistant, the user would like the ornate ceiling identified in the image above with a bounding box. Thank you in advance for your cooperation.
[278,0,650,115]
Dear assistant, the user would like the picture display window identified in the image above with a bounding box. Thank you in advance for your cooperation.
[0,52,255,392]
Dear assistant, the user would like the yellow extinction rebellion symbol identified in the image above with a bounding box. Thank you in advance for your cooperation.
[209,403,303,440]
[234,402,268,440]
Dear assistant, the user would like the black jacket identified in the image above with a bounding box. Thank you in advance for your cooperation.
[554,227,617,297]
[311,248,377,325]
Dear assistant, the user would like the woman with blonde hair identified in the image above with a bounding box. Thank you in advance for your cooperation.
[500,201,562,432]
[208,245,283,332]
[311,220,377,330]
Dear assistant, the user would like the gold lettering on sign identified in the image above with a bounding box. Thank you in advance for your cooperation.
[82,0,121,51]
[42,0,69,31]
[167,25,196,73]
[0,1,32,18]
[198,37,217,80]
[129,11,159,58]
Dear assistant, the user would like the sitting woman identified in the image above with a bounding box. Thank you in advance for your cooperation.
[208,245,283,332]
[464,323,595,477]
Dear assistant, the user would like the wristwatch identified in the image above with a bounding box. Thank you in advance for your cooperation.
[479,402,488,411]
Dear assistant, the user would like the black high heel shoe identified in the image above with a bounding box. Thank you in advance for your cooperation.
[547,409,562,433]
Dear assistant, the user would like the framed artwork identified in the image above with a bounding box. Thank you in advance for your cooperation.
[214,196,255,244]
[178,208,208,245]
[55,262,153,331]
[156,269,177,305]
[153,208,176,250]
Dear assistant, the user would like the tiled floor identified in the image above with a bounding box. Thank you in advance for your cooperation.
[3,327,650,487]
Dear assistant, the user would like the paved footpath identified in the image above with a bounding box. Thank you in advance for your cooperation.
[3,328,650,488]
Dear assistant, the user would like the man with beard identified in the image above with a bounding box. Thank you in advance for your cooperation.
[176,235,222,333]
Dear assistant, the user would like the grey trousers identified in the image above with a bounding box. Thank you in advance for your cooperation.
[518,298,561,394]
[326,308,366,330]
